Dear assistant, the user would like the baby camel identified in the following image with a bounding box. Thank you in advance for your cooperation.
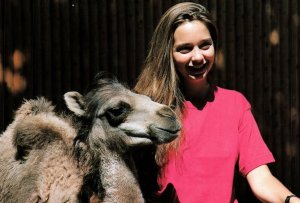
[0,75,180,203]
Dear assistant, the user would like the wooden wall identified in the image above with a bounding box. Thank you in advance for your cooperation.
[0,0,299,202]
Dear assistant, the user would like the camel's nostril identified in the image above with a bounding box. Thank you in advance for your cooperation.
[157,107,176,119]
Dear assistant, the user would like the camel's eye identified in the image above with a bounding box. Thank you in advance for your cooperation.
[105,102,131,126]
[108,106,127,117]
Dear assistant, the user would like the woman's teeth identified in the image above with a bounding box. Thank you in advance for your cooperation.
[187,64,207,79]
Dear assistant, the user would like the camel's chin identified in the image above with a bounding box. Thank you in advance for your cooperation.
[125,136,154,146]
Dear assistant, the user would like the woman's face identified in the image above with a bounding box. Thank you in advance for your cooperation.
[172,20,215,85]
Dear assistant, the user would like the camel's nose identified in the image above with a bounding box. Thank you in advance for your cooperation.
[157,106,181,134]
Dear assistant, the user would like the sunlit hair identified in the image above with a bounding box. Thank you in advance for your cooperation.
[134,2,218,166]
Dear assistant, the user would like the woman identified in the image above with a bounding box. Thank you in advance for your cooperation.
[134,2,299,203]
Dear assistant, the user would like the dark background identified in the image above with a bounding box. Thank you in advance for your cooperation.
[0,0,299,202]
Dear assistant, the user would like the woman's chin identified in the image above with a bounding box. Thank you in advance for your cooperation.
[188,74,201,80]
[187,72,206,81]
[184,75,206,85]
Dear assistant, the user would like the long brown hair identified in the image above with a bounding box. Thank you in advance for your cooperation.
[134,2,218,166]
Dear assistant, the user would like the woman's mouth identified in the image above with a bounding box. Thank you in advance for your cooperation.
[187,64,208,79]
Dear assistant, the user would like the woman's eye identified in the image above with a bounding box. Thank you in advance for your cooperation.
[179,50,190,54]
[200,44,211,50]
[177,47,192,54]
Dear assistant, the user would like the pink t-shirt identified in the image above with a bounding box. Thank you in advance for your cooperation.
[158,87,275,203]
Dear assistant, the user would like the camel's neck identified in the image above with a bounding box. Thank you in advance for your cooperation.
[99,148,144,203]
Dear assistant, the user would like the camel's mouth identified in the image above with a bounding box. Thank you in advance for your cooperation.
[123,125,180,145]
[149,125,180,144]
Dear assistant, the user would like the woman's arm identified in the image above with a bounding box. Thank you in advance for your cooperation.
[246,165,300,203]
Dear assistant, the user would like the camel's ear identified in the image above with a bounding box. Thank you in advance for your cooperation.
[64,91,85,116]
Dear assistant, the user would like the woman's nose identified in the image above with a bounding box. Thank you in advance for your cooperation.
[191,47,205,63]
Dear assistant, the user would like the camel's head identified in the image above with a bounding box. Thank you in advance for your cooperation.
[64,76,180,147]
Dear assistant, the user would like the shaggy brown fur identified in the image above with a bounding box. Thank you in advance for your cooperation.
[0,76,180,203]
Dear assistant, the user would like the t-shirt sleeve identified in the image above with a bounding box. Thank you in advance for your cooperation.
[237,95,275,176]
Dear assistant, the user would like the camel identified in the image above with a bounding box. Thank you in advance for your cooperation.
[0,75,181,203]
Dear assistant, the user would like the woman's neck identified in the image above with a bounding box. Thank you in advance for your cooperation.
[183,79,210,101]
[183,80,214,110]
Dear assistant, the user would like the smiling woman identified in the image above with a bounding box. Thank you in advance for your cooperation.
[173,21,214,80]
[134,2,300,203]
[172,20,215,102]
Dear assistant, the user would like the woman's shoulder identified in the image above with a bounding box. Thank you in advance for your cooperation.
[215,86,250,109]
[216,86,245,98]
